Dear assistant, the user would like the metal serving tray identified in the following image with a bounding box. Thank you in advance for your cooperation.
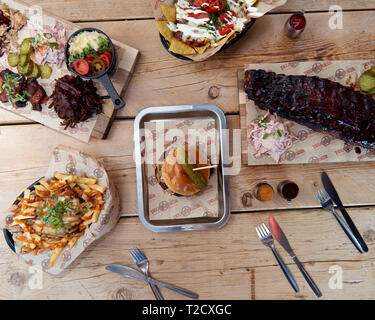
[134,104,230,232]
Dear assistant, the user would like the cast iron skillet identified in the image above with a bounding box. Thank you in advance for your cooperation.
[65,27,125,110]
[160,18,256,61]
[3,178,42,253]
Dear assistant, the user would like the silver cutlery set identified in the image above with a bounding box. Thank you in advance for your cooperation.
[256,171,368,298]
[105,172,367,299]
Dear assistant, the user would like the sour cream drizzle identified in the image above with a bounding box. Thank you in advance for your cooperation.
[167,0,260,44]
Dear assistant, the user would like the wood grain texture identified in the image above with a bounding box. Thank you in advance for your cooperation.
[1,208,375,299]
[19,0,375,21]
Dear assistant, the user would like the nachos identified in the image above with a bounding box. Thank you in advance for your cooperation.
[156,0,259,56]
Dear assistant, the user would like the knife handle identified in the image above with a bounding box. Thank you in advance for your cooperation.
[271,246,299,292]
[149,282,163,300]
[150,278,199,299]
[339,207,368,253]
[292,256,322,298]
[329,208,365,254]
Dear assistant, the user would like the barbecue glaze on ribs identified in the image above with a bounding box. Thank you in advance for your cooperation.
[244,69,375,149]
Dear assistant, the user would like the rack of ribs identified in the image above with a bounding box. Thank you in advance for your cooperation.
[244,69,375,149]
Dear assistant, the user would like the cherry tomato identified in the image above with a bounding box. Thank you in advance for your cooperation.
[103,50,112,61]
[219,10,236,23]
[206,0,224,14]
[73,59,89,75]
[99,54,110,68]
[218,23,234,36]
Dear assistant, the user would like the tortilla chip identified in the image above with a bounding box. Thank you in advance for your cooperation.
[156,21,174,42]
[212,30,236,48]
[194,42,211,55]
[169,38,196,55]
[160,4,176,23]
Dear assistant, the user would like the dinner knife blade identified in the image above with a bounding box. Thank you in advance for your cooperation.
[268,216,295,256]
[105,264,199,299]
[106,264,148,281]
[321,171,344,208]
[321,171,368,253]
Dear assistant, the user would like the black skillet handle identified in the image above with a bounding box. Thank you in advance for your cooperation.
[99,73,125,110]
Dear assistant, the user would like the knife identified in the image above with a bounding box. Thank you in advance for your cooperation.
[269,216,322,298]
[105,264,199,299]
[321,171,368,253]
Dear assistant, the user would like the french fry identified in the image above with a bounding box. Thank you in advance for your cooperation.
[77,183,91,192]
[38,179,50,189]
[55,173,77,183]
[91,210,100,223]
[77,177,97,185]
[13,214,35,220]
[23,189,30,199]
[68,236,79,248]
[89,184,106,194]
[81,209,94,220]
[49,247,63,267]
[34,184,47,191]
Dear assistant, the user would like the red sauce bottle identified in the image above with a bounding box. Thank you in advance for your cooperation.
[284,11,306,39]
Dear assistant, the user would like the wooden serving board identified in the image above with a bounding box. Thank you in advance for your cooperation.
[239,59,375,166]
[0,0,139,141]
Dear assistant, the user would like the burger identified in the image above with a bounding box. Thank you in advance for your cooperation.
[157,145,211,196]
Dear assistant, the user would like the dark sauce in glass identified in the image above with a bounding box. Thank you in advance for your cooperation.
[278,181,299,203]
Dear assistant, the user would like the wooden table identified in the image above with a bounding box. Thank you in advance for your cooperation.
[1,0,375,300]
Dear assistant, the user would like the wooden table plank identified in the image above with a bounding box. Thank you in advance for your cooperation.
[20,0,375,21]
[2,117,375,216]
[1,10,374,125]
[1,208,374,299]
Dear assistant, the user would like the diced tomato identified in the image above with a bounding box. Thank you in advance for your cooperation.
[206,0,224,14]
[187,11,210,20]
[194,0,223,13]
[73,59,89,75]
[99,54,110,68]
[218,23,234,36]
[84,55,95,63]
[219,10,236,23]
[194,0,207,7]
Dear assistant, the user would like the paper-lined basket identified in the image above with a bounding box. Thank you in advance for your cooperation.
[1,145,120,275]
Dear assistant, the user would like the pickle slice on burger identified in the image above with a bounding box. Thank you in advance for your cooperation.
[159,145,210,196]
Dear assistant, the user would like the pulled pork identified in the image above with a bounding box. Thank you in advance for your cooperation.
[48,75,103,128]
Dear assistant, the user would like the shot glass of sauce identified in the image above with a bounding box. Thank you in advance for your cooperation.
[254,182,274,202]
[284,11,306,39]
[277,180,299,204]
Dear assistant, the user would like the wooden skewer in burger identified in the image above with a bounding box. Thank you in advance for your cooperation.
[160,145,212,196]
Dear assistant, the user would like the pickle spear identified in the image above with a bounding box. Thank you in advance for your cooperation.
[175,146,208,190]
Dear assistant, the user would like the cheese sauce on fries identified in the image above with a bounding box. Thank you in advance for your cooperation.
[8,173,106,267]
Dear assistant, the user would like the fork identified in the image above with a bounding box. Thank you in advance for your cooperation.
[129,248,163,300]
[315,189,364,253]
[256,223,299,292]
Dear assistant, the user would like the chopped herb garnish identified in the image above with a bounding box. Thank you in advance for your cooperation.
[263,133,270,139]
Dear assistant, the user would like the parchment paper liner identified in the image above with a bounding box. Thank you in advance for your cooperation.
[244,59,375,165]
[154,0,288,61]
[144,118,220,220]
[1,145,120,275]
